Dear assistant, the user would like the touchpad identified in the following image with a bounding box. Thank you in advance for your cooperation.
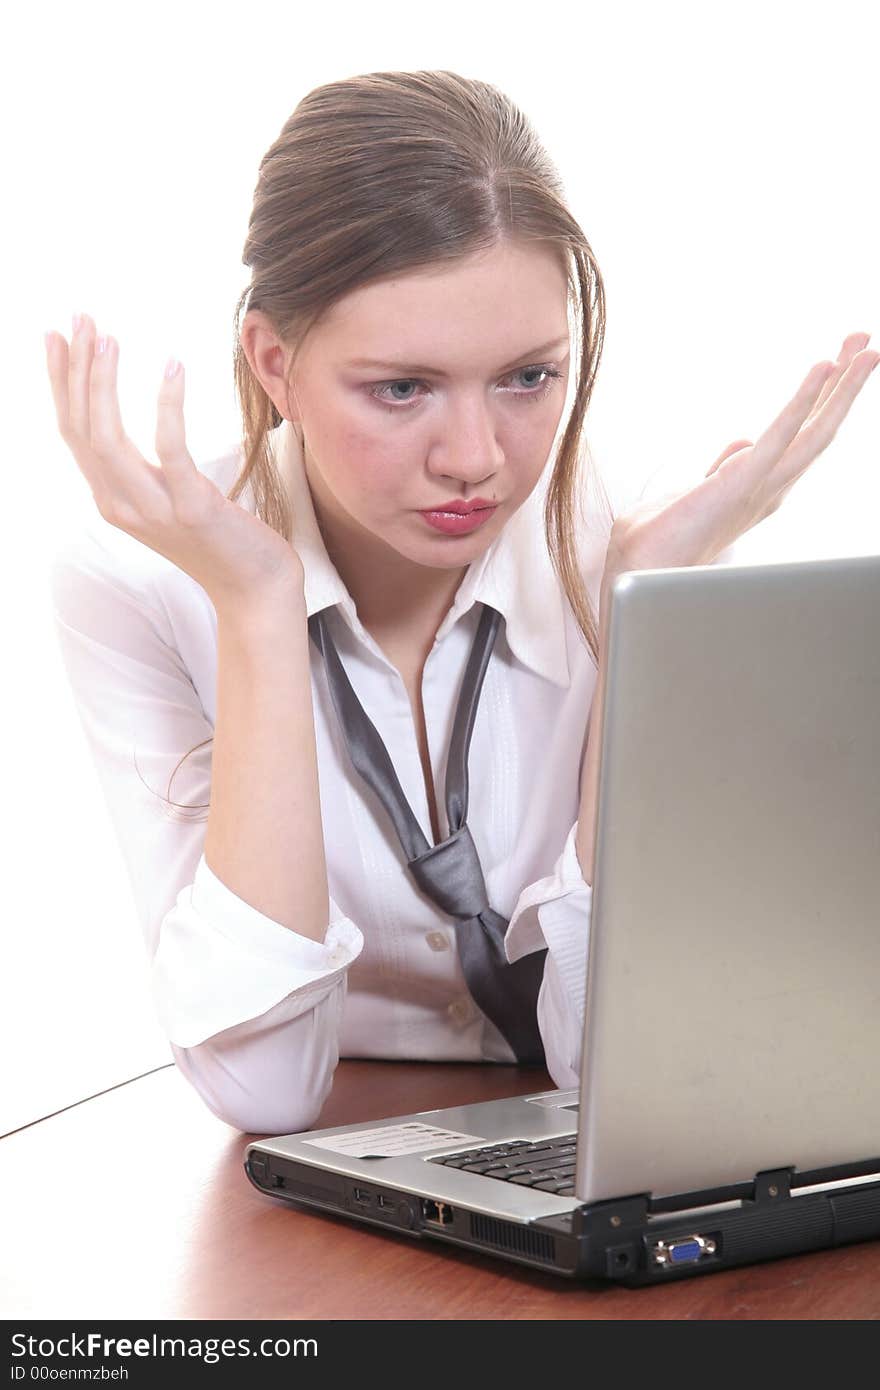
[524,1088,579,1109]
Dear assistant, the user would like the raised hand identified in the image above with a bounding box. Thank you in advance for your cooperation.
[605,331,879,581]
[45,312,303,608]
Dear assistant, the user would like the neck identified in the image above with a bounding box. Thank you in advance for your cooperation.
[306,466,471,665]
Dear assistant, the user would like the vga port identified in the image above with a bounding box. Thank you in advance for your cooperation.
[650,1234,717,1268]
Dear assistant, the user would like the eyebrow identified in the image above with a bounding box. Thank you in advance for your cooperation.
[344,335,571,376]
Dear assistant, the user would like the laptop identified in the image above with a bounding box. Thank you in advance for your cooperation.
[244,553,880,1285]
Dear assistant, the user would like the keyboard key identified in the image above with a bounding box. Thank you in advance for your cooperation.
[428,1137,577,1176]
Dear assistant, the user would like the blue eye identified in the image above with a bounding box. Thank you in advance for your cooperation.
[368,364,564,411]
[377,380,421,404]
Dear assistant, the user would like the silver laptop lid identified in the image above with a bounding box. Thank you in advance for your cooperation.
[577,554,880,1204]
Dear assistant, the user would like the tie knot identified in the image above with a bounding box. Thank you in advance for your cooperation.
[407,824,490,920]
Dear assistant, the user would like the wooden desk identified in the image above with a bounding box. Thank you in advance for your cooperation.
[2,1062,878,1320]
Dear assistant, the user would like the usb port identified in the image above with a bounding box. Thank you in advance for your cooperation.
[376,1194,396,1210]
[353,1187,371,1205]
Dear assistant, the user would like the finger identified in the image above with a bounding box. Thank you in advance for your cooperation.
[705,438,753,477]
[744,360,837,491]
[780,347,880,482]
[89,333,127,456]
[68,311,97,442]
[758,347,880,515]
[44,330,72,442]
[806,331,871,421]
[154,359,204,508]
[86,332,160,512]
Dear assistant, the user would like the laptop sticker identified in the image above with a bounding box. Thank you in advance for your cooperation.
[301,1122,486,1159]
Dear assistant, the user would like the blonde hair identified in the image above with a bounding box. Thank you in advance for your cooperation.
[160,68,612,816]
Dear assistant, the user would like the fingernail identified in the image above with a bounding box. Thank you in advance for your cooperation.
[164,358,181,380]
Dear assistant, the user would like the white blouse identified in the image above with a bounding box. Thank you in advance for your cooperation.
[49,419,612,1135]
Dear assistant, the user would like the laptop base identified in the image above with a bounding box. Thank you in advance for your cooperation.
[244,1151,880,1285]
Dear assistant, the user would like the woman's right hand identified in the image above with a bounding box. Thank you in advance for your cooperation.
[45,312,304,610]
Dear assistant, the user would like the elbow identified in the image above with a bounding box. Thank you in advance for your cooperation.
[172,1038,338,1136]
[544,1046,581,1093]
[168,991,344,1136]
[207,1087,334,1139]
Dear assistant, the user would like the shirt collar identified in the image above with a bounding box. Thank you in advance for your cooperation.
[267,418,575,688]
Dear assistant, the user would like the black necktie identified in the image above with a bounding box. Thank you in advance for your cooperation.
[308,602,547,1064]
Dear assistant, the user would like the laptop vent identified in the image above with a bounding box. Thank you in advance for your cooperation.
[469,1213,556,1262]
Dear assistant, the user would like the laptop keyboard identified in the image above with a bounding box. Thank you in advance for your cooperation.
[428,1133,578,1195]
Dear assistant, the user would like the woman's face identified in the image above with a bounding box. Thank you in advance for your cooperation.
[251,239,571,574]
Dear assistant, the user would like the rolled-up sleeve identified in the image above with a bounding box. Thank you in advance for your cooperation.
[504,819,592,1089]
[49,527,363,1134]
[155,854,362,1047]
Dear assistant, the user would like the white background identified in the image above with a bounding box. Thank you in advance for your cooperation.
[2,0,878,1135]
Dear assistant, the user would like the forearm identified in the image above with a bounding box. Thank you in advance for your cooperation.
[205,579,330,942]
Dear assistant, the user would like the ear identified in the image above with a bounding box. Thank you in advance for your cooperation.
[240,309,296,423]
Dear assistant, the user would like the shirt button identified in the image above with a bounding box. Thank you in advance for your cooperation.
[426,931,450,952]
[447,998,473,1025]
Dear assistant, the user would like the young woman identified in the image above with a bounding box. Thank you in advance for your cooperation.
[44,70,877,1135]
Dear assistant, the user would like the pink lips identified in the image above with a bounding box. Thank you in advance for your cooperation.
[422,496,496,514]
[419,506,497,536]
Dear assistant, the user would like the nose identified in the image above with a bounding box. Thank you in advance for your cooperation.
[428,392,505,483]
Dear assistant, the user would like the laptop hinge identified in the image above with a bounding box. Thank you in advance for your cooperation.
[752,1166,794,1202]
[567,1193,650,1238]
[563,1165,823,1236]
[644,1165,797,1215]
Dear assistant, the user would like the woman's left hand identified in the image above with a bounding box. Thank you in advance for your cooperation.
[603,331,879,585]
